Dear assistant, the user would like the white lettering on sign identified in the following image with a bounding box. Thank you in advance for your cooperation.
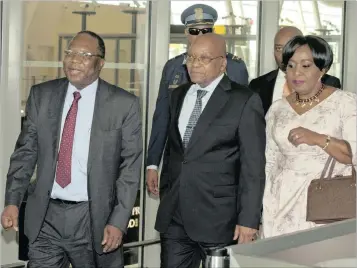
[132,206,140,216]
[128,218,139,228]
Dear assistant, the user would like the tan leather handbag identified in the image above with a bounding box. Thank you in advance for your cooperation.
[306,156,356,224]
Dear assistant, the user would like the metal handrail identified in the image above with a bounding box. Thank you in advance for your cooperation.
[123,238,160,249]
[1,263,26,268]
[0,240,161,267]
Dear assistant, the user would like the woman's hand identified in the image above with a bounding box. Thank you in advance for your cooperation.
[289,127,353,164]
[288,127,323,147]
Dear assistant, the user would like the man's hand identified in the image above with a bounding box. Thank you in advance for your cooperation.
[146,169,159,196]
[233,225,258,244]
[101,225,123,253]
[1,205,19,231]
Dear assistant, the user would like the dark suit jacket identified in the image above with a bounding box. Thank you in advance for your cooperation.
[146,53,249,169]
[249,69,341,115]
[155,75,266,244]
[5,78,143,253]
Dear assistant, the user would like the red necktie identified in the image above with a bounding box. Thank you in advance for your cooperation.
[55,91,81,188]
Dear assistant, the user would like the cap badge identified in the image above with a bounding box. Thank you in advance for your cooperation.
[194,8,204,20]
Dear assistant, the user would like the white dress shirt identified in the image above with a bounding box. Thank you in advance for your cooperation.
[51,79,98,201]
[272,69,287,103]
[148,73,224,170]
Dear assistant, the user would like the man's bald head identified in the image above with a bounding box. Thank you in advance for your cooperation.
[187,33,227,87]
[274,26,303,44]
[274,26,303,70]
[191,33,227,56]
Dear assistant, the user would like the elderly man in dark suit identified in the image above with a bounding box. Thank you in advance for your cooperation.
[1,31,142,268]
[249,26,341,114]
[146,4,250,198]
[155,33,266,268]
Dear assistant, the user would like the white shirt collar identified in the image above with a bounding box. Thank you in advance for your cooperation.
[277,69,285,79]
[68,79,98,97]
[189,73,224,95]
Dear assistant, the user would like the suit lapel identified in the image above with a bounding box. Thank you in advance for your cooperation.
[173,84,191,152]
[267,69,278,86]
[48,78,69,163]
[261,69,278,110]
[87,79,110,173]
[185,75,231,154]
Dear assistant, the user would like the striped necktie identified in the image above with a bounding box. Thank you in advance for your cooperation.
[182,89,208,148]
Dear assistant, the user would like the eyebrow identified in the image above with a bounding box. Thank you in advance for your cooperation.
[188,53,212,57]
[289,58,314,63]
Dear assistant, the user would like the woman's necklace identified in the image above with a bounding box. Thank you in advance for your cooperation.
[295,84,325,108]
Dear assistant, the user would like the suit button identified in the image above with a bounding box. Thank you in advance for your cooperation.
[47,190,51,196]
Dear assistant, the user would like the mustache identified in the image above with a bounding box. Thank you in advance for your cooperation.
[66,66,82,71]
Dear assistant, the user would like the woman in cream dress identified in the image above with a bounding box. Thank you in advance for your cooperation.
[262,35,356,238]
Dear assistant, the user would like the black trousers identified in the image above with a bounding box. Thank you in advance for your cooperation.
[160,220,230,268]
[27,200,123,268]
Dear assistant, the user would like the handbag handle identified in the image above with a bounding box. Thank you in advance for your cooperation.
[320,156,333,180]
[320,156,356,181]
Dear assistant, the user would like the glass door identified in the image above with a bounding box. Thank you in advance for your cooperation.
[169,0,259,79]
[279,0,344,80]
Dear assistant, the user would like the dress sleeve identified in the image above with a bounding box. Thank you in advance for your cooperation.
[341,92,357,165]
[265,105,284,181]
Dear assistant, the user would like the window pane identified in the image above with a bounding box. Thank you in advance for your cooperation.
[22,1,148,266]
[280,0,344,81]
[170,0,259,79]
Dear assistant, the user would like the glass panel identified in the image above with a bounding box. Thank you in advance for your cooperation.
[170,0,259,79]
[280,0,344,81]
[0,2,3,67]
[21,1,148,266]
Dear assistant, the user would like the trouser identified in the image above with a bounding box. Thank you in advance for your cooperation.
[27,199,123,268]
[160,220,230,268]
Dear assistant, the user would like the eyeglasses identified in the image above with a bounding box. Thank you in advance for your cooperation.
[188,28,213,35]
[274,45,284,52]
[186,55,224,65]
[64,49,104,60]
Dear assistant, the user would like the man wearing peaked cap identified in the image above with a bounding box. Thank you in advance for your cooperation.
[146,4,249,198]
[181,4,218,26]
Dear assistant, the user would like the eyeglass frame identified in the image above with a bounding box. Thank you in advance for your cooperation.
[185,55,224,66]
[64,49,104,60]
[274,45,284,53]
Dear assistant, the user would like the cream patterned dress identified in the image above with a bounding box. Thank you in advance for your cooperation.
[262,90,357,238]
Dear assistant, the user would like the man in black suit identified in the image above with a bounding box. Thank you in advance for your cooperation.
[155,33,266,268]
[249,26,341,114]
[146,4,249,197]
